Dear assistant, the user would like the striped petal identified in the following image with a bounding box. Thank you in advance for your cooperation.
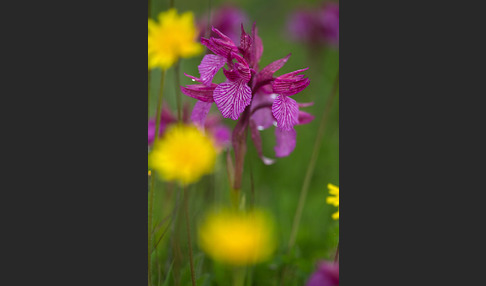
[272,95,299,131]
[198,54,226,86]
[213,81,251,120]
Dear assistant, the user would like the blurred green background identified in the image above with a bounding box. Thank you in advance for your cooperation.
[149,0,339,285]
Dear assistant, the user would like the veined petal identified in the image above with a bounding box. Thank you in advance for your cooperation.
[255,54,291,84]
[213,81,252,120]
[198,54,226,86]
[239,23,252,57]
[191,101,213,127]
[275,128,296,157]
[180,84,216,102]
[201,27,238,58]
[272,95,299,131]
[272,68,310,96]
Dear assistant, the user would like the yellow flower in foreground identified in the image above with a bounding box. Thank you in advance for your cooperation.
[326,183,339,220]
[198,208,276,266]
[148,124,217,185]
[148,8,203,70]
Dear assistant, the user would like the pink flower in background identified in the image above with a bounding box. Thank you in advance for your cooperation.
[181,24,313,161]
[198,5,249,44]
[148,103,230,149]
[287,2,339,48]
[306,261,339,286]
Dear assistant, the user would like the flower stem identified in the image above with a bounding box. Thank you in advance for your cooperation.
[233,267,245,286]
[154,70,167,141]
[148,175,155,286]
[287,72,339,251]
[183,186,196,286]
[148,69,166,286]
[174,60,182,121]
[334,241,339,263]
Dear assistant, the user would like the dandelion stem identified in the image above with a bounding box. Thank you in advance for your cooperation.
[148,70,151,120]
[334,241,339,263]
[184,186,197,286]
[174,60,182,121]
[233,267,245,286]
[148,69,166,286]
[169,0,174,9]
[287,72,339,250]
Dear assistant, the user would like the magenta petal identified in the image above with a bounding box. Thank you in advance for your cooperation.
[239,24,252,56]
[190,101,212,127]
[250,120,275,165]
[272,68,310,96]
[306,262,339,286]
[255,54,291,84]
[272,95,299,131]
[198,54,226,86]
[180,84,216,102]
[201,31,238,58]
[297,111,315,125]
[298,101,314,108]
[251,92,275,130]
[212,125,231,148]
[251,24,264,67]
[213,81,252,120]
[275,128,296,157]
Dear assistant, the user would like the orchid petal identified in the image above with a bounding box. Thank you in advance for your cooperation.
[190,101,213,127]
[180,84,216,102]
[198,54,226,86]
[272,68,310,96]
[298,102,314,108]
[212,125,231,148]
[297,111,315,125]
[239,23,252,56]
[250,23,263,67]
[200,27,238,58]
[213,81,252,120]
[251,92,276,130]
[275,128,297,157]
[250,119,275,165]
[272,95,299,131]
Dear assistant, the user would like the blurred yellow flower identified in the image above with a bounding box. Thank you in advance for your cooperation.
[148,124,217,185]
[326,183,339,220]
[198,208,276,266]
[148,8,203,70]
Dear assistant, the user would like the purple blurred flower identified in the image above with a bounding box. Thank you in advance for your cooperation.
[198,5,249,44]
[181,24,313,161]
[287,2,339,48]
[306,261,339,286]
[148,103,230,149]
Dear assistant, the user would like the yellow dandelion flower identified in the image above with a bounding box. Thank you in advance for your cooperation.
[198,208,276,266]
[326,183,339,220]
[148,124,217,185]
[148,8,203,70]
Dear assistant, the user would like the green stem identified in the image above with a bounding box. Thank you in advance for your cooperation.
[154,70,167,141]
[174,60,182,121]
[148,69,166,286]
[334,241,339,262]
[148,175,155,286]
[287,72,339,250]
[183,187,197,286]
[233,267,245,286]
